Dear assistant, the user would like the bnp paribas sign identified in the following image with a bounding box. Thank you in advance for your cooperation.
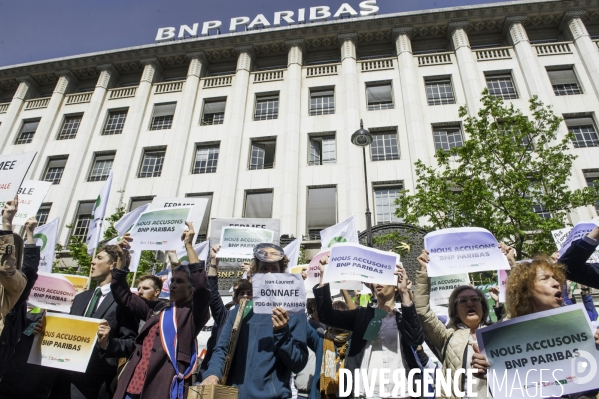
[156,0,379,42]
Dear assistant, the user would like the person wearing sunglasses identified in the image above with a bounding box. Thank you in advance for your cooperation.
[415,250,494,399]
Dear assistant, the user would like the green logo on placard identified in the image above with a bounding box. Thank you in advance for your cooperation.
[328,236,347,248]
[95,195,101,209]
[179,256,189,263]
[34,233,47,251]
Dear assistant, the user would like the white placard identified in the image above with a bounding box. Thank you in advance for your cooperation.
[429,273,470,306]
[129,206,192,250]
[0,152,36,204]
[216,226,274,259]
[12,180,52,226]
[555,221,599,263]
[150,197,208,246]
[424,227,510,277]
[252,273,306,315]
[323,243,397,286]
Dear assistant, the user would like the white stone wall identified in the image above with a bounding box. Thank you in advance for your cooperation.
[2,14,599,244]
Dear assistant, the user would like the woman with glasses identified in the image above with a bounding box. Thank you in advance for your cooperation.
[414,249,500,398]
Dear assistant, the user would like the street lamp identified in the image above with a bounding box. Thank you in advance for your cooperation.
[351,119,374,247]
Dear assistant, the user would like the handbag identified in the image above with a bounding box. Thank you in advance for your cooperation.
[187,298,249,399]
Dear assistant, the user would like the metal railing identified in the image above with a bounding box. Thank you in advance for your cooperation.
[65,92,93,105]
[533,42,573,56]
[474,47,512,61]
[417,52,453,66]
[306,63,339,77]
[202,75,233,88]
[253,70,284,83]
[24,98,50,110]
[155,80,185,93]
[359,58,394,72]
[109,86,137,99]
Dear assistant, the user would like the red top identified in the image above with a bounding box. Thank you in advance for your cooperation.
[126,323,160,395]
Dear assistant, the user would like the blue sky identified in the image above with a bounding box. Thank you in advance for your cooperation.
[0,0,516,67]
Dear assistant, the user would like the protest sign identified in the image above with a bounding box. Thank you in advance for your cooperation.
[216,227,274,260]
[323,243,397,286]
[252,273,306,315]
[424,227,510,277]
[305,250,330,298]
[284,238,301,268]
[555,222,599,263]
[0,152,36,203]
[150,197,208,245]
[114,204,150,236]
[320,216,359,250]
[28,313,101,372]
[477,304,599,398]
[10,180,52,226]
[290,265,308,274]
[176,241,210,265]
[62,274,90,294]
[129,207,192,250]
[429,273,470,306]
[28,272,78,312]
[34,218,59,273]
[552,227,571,251]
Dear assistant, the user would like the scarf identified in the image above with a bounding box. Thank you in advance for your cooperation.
[159,304,197,399]
[320,329,351,398]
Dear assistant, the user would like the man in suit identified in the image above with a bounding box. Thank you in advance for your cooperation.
[50,245,137,399]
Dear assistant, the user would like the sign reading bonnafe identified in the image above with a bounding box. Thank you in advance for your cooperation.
[156,1,378,41]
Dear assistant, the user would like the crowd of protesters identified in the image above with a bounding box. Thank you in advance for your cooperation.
[1,196,599,399]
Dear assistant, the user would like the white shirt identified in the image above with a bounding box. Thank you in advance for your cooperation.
[84,283,111,316]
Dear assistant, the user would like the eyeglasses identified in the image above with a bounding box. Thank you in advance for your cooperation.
[455,296,483,305]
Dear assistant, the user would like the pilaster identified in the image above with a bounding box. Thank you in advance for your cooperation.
[560,11,588,41]
[448,22,471,51]
[186,51,208,78]
[235,45,255,72]
[393,27,413,55]
[338,33,357,60]
[562,14,599,98]
[448,21,482,114]
[140,58,163,84]
[55,70,78,94]
[96,64,119,89]
[504,16,529,46]
[286,39,305,67]
[15,76,40,100]
[0,77,39,152]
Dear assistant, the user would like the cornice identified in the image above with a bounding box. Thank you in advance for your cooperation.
[1,0,598,84]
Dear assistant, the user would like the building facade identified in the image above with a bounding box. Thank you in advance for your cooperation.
[2,0,599,247]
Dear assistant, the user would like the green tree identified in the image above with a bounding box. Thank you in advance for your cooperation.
[396,91,599,259]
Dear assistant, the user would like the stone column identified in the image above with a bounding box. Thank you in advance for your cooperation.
[27,70,78,174]
[562,12,599,98]
[219,46,254,218]
[0,76,39,152]
[116,58,162,194]
[394,28,432,183]
[505,17,551,102]
[162,52,207,196]
[278,40,304,236]
[449,22,483,114]
[338,33,364,229]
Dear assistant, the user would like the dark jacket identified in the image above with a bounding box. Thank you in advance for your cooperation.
[558,237,599,289]
[0,242,40,377]
[313,283,424,370]
[204,304,309,399]
[198,275,229,380]
[112,262,210,399]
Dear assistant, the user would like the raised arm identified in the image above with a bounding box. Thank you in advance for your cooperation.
[207,245,228,327]
[414,250,452,353]
[182,223,211,334]
[558,228,599,289]
[0,195,26,319]
[12,217,41,312]
[395,264,424,347]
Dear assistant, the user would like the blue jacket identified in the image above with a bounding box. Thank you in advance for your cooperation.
[306,319,323,399]
[204,306,309,399]
[199,275,229,380]
[558,237,599,289]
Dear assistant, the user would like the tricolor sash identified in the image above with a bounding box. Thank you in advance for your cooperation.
[160,304,197,399]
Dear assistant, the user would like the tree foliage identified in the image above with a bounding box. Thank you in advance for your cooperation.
[396,91,599,258]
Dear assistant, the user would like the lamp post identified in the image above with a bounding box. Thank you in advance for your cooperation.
[351,119,373,247]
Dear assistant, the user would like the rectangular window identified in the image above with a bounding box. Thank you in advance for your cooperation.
[15,119,40,145]
[88,153,115,182]
[528,181,551,219]
[36,203,52,226]
[547,68,582,96]
[150,103,176,130]
[584,170,599,211]
[193,144,219,174]
[244,190,273,218]
[249,138,276,170]
[43,156,68,184]
[103,109,128,135]
[486,73,518,100]
[374,184,403,224]
[57,115,83,140]
[138,149,166,178]
[366,82,394,110]
[186,193,213,242]
[565,117,599,148]
[254,94,279,121]
[425,77,456,106]
[71,201,94,242]
[309,88,335,116]
[307,186,337,239]
[371,131,400,161]
[309,135,336,165]
[433,125,464,152]
[201,99,226,125]
[129,197,154,211]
